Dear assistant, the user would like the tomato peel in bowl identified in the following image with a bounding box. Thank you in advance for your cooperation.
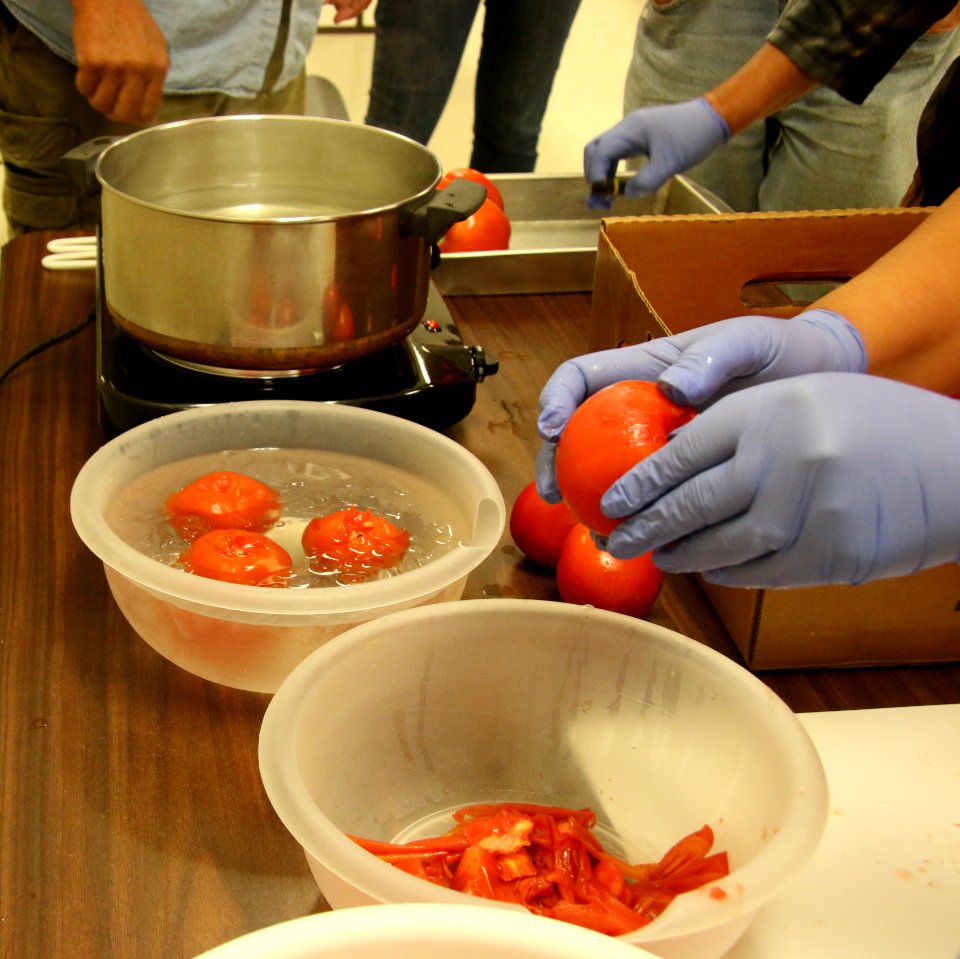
[555,381,696,536]
[349,802,730,937]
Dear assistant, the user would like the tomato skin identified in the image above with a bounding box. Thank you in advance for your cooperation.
[302,506,410,583]
[509,481,578,569]
[438,198,511,253]
[165,471,281,541]
[555,380,696,536]
[180,529,293,587]
[556,524,664,618]
[438,167,504,210]
[351,803,728,937]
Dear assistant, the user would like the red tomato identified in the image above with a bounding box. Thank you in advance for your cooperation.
[509,481,578,569]
[302,506,410,583]
[555,380,696,536]
[438,167,505,210]
[180,529,292,587]
[438,198,511,253]
[556,524,664,619]
[165,471,281,541]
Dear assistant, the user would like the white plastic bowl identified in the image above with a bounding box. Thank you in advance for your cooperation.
[193,904,653,958]
[70,400,504,693]
[259,599,828,959]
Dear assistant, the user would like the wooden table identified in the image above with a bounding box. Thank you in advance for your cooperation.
[1,232,957,959]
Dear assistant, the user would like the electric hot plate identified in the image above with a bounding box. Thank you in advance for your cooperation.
[96,282,498,437]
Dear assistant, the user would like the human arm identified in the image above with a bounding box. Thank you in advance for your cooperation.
[71,0,168,124]
[539,187,960,450]
[537,190,960,575]
[814,188,960,392]
[584,0,957,200]
[769,0,960,104]
[582,43,817,201]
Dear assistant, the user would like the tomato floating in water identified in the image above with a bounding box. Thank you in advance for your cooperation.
[165,470,281,541]
[302,506,410,583]
[180,528,292,587]
[555,380,696,536]
[438,198,511,253]
[438,167,505,210]
[556,524,664,619]
[509,481,578,569]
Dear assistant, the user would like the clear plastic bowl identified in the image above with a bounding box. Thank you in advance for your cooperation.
[259,599,828,959]
[70,400,504,693]
[193,904,653,958]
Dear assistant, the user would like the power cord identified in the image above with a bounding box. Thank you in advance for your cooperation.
[0,310,95,386]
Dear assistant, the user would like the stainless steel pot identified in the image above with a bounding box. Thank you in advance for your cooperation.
[73,115,484,371]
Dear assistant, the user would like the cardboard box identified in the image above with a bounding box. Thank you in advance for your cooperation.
[589,208,960,669]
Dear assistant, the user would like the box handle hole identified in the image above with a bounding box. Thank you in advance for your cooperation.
[740,274,852,309]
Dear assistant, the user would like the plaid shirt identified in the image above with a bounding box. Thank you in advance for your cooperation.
[770,0,960,202]
[770,0,958,103]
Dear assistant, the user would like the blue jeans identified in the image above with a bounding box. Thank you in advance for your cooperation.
[365,0,581,172]
[624,0,960,211]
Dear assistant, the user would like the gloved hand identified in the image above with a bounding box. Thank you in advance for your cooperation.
[600,373,960,587]
[584,98,730,209]
[535,309,866,501]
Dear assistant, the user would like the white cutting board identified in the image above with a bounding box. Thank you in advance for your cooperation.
[727,703,960,959]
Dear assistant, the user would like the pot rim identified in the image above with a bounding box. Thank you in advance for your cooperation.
[94,114,444,224]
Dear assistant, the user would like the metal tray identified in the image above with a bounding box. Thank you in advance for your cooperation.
[432,173,730,296]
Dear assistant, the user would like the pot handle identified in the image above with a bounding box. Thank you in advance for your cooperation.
[60,136,121,200]
[402,178,487,245]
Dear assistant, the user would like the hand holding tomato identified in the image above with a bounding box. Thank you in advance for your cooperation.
[165,471,281,540]
[302,506,410,583]
[602,372,960,587]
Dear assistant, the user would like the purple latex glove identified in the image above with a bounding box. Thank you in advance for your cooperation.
[535,309,866,502]
[584,98,730,208]
[601,373,960,587]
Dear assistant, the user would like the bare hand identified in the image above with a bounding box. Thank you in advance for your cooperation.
[324,0,374,24]
[71,0,169,124]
